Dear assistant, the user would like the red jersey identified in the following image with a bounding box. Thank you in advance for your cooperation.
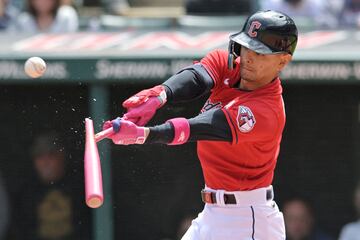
[198,49,285,191]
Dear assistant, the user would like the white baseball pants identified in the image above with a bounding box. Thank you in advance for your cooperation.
[181,186,285,240]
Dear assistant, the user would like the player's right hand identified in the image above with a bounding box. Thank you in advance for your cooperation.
[102,117,147,145]
[122,85,167,126]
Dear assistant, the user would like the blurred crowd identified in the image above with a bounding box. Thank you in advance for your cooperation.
[2,0,360,33]
[0,132,91,240]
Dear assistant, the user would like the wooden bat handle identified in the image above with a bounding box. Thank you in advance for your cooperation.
[94,127,114,142]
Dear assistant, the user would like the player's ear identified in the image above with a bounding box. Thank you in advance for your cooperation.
[278,54,292,70]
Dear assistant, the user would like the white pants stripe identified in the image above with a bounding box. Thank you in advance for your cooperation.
[181,186,285,240]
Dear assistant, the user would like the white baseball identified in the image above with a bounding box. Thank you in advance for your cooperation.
[24,57,47,78]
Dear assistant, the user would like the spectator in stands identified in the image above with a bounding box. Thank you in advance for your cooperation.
[0,0,19,30]
[12,132,90,240]
[283,197,334,240]
[259,0,340,28]
[0,172,9,240]
[339,181,360,240]
[185,0,252,15]
[11,0,78,33]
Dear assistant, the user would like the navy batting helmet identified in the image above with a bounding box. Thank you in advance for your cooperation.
[228,10,298,69]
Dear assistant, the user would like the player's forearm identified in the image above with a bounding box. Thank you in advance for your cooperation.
[162,63,214,103]
[145,108,232,144]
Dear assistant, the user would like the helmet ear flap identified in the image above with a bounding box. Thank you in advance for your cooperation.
[233,42,241,56]
[228,47,235,70]
[227,40,241,70]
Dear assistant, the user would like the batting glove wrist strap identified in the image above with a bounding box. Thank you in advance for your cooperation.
[166,118,190,145]
[156,87,167,106]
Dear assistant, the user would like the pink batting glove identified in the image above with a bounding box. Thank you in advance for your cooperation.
[122,85,167,126]
[123,97,161,126]
[102,117,146,145]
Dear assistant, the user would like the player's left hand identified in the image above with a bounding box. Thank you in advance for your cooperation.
[102,117,147,145]
[122,85,167,126]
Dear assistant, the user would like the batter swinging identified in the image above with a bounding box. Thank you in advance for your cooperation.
[103,10,298,240]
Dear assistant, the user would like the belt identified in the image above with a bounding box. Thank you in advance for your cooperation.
[201,188,273,205]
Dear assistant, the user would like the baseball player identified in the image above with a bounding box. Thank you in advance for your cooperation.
[103,10,298,240]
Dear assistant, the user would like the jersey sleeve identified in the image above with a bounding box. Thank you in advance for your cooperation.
[200,49,228,90]
[222,100,280,144]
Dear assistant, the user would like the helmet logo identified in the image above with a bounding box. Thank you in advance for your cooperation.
[248,21,262,38]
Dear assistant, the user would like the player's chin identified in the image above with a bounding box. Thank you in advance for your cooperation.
[240,73,256,83]
[241,70,256,80]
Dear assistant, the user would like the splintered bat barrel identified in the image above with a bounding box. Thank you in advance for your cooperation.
[84,118,104,208]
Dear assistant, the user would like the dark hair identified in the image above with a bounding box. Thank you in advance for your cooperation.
[27,0,61,18]
[31,132,65,159]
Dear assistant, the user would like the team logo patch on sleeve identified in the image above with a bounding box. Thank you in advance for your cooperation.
[237,106,256,133]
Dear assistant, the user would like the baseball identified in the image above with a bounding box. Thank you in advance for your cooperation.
[24,57,47,78]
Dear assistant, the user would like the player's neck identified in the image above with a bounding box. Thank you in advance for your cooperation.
[239,78,274,91]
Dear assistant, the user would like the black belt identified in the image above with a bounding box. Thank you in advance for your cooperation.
[201,189,273,205]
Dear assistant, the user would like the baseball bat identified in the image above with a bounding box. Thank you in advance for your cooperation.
[95,127,114,142]
[84,118,107,208]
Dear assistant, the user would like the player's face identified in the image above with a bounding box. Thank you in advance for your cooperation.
[34,152,65,183]
[283,201,313,239]
[240,47,291,90]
